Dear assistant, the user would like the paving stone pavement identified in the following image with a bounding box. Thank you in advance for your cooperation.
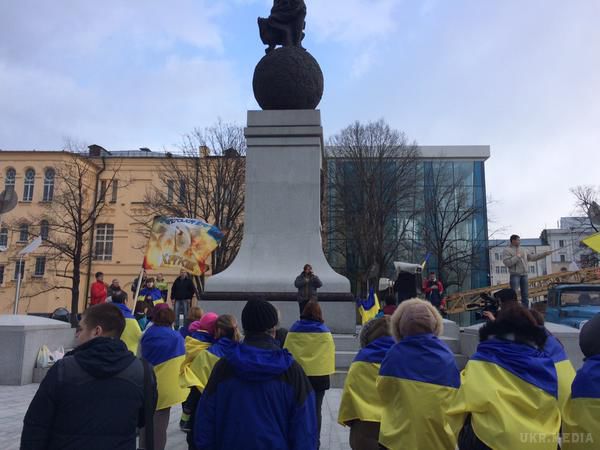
[0,384,350,449]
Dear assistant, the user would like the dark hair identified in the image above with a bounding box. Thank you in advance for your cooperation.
[510,234,520,243]
[82,304,125,338]
[301,301,324,323]
[146,277,155,284]
[384,293,396,306]
[215,314,241,342]
[152,307,176,327]
[303,264,312,271]
[95,271,103,278]
[134,300,150,315]
[529,309,545,326]
[479,304,547,348]
[111,291,128,304]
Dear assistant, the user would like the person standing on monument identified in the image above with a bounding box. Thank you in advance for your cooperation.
[171,270,196,328]
[295,264,323,316]
[502,235,552,307]
[90,272,107,306]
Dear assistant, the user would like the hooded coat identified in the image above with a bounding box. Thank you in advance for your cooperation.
[21,337,156,450]
[194,333,317,450]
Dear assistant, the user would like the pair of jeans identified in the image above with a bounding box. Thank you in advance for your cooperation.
[174,299,190,328]
[509,274,529,308]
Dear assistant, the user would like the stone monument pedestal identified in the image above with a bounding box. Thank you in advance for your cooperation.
[201,110,354,333]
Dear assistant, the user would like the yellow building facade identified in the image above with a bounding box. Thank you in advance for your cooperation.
[0,148,192,315]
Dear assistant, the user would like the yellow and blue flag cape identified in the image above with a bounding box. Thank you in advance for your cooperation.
[284,320,335,377]
[377,333,460,450]
[141,325,189,410]
[187,337,238,392]
[179,331,214,388]
[447,338,560,450]
[137,287,165,306]
[357,288,380,325]
[114,302,142,355]
[544,332,576,413]
[562,355,600,450]
[338,335,394,426]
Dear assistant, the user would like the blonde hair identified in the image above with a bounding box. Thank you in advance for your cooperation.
[187,306,204,321]
[389,298,443,342]
[215,314,241,342]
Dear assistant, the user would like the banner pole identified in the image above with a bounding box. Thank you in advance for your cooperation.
[133,266,145,304]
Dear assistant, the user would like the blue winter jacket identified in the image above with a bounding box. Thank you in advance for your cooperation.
[194,334,317,450]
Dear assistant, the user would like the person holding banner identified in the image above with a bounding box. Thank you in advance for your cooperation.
[284,301,335,449]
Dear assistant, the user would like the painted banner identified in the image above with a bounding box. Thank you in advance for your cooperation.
[143,217,223,275]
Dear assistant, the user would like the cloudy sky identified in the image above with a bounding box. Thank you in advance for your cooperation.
[1,0,599,238]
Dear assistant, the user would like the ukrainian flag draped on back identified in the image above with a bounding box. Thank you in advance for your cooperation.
[544,332,576,413]
[188,338,238,392]
[447,338,560,450]
[377,333,460,450]
[142,325,189,410]
[358,288,380,325]
[284,320,335,376]
[338,336,394,426]
[114,302,142,355]
[179,331,214,388]
[562,355,600,450]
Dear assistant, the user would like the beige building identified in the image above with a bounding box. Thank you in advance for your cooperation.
[0,147,195,316]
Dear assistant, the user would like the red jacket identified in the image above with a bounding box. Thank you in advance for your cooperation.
[90,281,107,305]
[423,280,444,296]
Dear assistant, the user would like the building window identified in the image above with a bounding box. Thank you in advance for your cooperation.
[14,260,25,280]
[560,254,566,262]
[34,257,46,276]
[40,220,49,240]
[495,266,500,274]
[5,168,16,192]
[559,240,565,248]
[494,253,500,261]
[23,169,35,202]
[167,180,175,203]
[110,180,118,203]
[94,224,114,261]
[0,265,4,285]
[0,227,7,248]
[178,179,186,204]
[43,168,55,201]
[18,224,29,242]
[529,265,536,274]
[98,180,108,202]
[501,267,507,274]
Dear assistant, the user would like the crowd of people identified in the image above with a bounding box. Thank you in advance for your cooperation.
[19,261,600,450]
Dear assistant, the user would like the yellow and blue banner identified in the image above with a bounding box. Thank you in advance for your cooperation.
[582,232,600,253]
[114,303,142,355]
[447,338,560,450]
[338,336,394,426]
[357,288,380,325]
[144,217,224,275]
[187,338,238,392]
[179,331,214,388]
[562,355,600,450]
[377,333,460,450]
[141,325,189,410]
[544,333,576,414]
[284,320,335,377]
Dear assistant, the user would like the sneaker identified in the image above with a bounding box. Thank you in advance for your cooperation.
[179,419,191,432]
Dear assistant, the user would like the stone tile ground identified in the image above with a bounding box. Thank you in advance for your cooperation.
[0,384,350,449]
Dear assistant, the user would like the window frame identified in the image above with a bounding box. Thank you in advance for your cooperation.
[42,168,55,202]
[93,224,114,261]
[0,227,8,248]
[0,265,4,285]
[110,180,118,203]
[34,256,46,277]
[40,220,49,240]
[18,224,29,243]
[5,168,16,192]
[14,260,25,281]
[23,168,35,202]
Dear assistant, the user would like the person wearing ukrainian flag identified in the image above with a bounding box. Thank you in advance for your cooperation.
[377,298,459,450]
[338,316,394,450]
[284,301,335,449]
[178,312,218,433]
[140,304,189,450]
[562,313,600,450]
[110,290,142,355]
[138,277,164,305]
[448,305,560,450]
[186,314,241,450]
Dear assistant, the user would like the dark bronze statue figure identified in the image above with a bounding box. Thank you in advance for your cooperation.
[258,0,307,54]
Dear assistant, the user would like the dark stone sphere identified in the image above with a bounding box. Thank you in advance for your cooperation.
[253,47,324,110]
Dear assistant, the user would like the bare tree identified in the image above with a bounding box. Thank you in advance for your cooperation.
[139,120,246,275]
[416,160,488,291]
[571,185,600,232]
[25,144,124,326]
[326,119,420,295]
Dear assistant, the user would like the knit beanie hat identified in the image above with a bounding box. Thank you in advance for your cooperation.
[580,313,600,358]
[194,312,218,336]
[242,299,279,333]
[391,298,443,341]
[359,316,391,348]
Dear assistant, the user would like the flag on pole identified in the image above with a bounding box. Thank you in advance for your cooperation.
[582,232,600,253]
[143,217,224,275]
[19,236,43,256]
[358,287,380,325]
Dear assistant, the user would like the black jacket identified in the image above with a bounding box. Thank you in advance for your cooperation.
[171,276,196,301]
[21,337,157,450]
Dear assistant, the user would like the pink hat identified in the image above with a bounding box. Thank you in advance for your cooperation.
[189,312,218,336]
